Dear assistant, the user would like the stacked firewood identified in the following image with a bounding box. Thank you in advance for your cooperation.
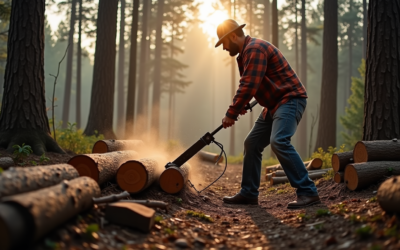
[265,158,328,185]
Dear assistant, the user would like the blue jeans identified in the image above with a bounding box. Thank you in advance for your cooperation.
[239,98,318,198]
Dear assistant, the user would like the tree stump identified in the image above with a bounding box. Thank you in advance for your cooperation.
[0,164,79,199]
[68,150,138,184]
[344,161,400,190]
[159,163,191,194]
[0,157,14,170]
[92,139,144,153]
[334,172,344,183]
[377,177,400,213]
[353,140,400,163]
[270,171,327,185]
[116,158,161,193]
[0,177,100,249]
[332,151,353,172]
[197,151,224,164]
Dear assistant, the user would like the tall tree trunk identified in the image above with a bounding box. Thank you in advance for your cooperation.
[295,0,299,71]
[84,0,118,139]
[271,0,278,47]
[248,0,254,132]
[117,0,126,137]
[136,0,149,128]
[143,0,153,129]
[0,0,64,155]
[314,0,338,151]
[363,0,367,59]
[61,0,77,128]
[263,0,270,41]
[346,0,353,109]
[76,0,82,129]
[229,0,236,155]
[297,0,307,157]
[151,0,164,140]
[125,0,139,137]
[363,0,400,141]
[168,25,175,140]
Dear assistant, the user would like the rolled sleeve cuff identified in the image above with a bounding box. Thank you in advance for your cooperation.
[226,109,239,121]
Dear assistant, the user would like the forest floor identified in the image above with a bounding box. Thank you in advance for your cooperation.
[1,149,399,250]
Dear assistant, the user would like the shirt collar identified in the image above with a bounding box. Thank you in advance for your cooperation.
[237,35,252,60]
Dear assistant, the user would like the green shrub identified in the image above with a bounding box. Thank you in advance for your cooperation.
[310,144,347,169]
[12,143,33,164]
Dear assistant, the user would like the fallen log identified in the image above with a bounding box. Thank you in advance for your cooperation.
[116,158,161,193]
[159,163,191,194]
[68,150,138,184]
[266,164,282,173]
[0,177,100,250]
[0,157,14,170]
[197,151,224,164]
[105,202,155,233]
[344,161,400,191]
[377,176,400,213]
[270,171,328,185]
[265,173,273,181]
[265,158,323,173]
[0,164,79,199]
[92,139,144,153]
[332,151,353,172]
[334,172,345,183]
[353,140,400,163]
[118,200,168,210]
[272,168,329,177]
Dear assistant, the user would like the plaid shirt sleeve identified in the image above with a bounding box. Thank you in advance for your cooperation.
[226,48,267,120]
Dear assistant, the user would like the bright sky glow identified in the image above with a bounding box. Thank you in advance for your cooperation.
[197,0,229,46]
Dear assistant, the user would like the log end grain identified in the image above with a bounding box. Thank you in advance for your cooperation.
[332,154,340,172]
[377,177,400,213]
[92,141,109,153]
[68,155,99,182]
[307,158,323,170]
[334,172,344,184]
[353,141,368,163]
[159,164,190,194]
[117,161,148,193]
[344,164,358,190]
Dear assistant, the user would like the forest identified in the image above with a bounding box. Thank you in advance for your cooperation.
[0,0,399,249]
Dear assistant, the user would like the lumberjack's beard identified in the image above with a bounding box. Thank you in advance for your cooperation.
[228,38,240,57]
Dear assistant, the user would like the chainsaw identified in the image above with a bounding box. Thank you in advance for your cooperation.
[165,100,258,194]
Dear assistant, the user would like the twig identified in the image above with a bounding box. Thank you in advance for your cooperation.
[49,44,69,142]
[92,191,130,204]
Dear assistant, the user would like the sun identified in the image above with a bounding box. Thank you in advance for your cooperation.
[198,0,229,46]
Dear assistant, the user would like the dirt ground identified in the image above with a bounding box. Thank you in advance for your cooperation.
[1,149,399,250]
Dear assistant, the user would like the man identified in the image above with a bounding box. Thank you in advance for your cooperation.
[215,19,320,209]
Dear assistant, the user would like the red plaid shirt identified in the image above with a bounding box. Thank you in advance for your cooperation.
[226,36,307,120]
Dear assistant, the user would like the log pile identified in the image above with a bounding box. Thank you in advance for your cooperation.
[92,139,144,153]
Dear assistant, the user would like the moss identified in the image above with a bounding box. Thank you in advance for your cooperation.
[186,210,214,222]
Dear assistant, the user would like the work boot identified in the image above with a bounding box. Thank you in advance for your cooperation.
[287,195,321,209]
[223,193,258,205]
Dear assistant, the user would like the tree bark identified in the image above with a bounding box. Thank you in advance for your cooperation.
[0,177,100,249]
[314,0,338,151]
[76,0,82,129]
[136,0,150,122]
[353,140,400,163]
[84,0,118,139]
[117,158,161,193]
[125,0,139,137]
[159,163,191,194]
[377,176,400,213]
[68,150,138,184]
[334,171,344,183]
[117,0,126,136]
[0,164,79,199]
[197,151,224,164]
[362,0,367,59]
[346,0,353,109]
[0,157,14,170]
[363,0,400,141]
[295,0,299,71]
[270,171,327,185]
[151,0,164,140]
[344,161,400,190]
[263,0,270,41]
[61,0,77,128]
[0,0,64,155]
[92,139,144,153]
[271,0,278,47]
[332,151,353,172]
[229,0,236,155]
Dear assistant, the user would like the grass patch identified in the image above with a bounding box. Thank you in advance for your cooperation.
[277,189,289,194]
[186,210,214,222]
[355,225,373,239]
[297,213,311,221]
[368,197,377,203]
[316,209,331,217]
[154,215,163,223]
[383,225,398,238]
[349,214,366,223]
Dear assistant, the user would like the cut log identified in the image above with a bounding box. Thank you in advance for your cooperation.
[272,168,329,177]
[92,139,144,153]
[332,151,353,172]
[305,158,323,170]
[265,173,273,181]
[118,200,168,209]
[159,163,191,194]
[68,150,138,184]
[377,177,400,213]
[0,164,79,199]
[116,158,161,193]
[344,161,400,191]
[334,172,345,183]
[266,164,282,173]
[353,140,400,163]
[0,157,14,170]
[0,177,100,249]
[105,202,155,233]
[270,171,328,185]
[197,151,224,164]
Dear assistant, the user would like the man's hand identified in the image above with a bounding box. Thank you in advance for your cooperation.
[222,116,236,128]
[240,109,247,115]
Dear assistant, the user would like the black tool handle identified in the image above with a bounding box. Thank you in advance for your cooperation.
[165,100,258,168]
